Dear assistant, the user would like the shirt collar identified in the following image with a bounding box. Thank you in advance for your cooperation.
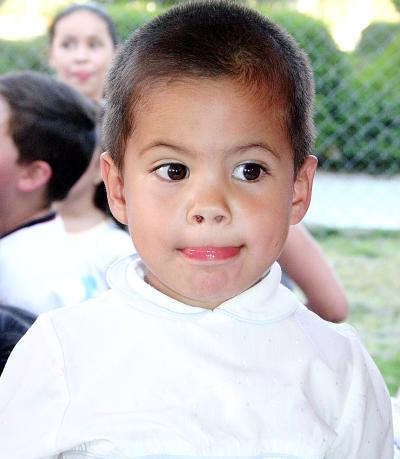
[107,254,299,323]
[0,211,57,239]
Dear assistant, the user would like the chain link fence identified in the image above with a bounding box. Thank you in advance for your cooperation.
[1,0,399,229]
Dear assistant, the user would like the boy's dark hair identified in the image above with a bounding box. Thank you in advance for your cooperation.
[103,0,315,174]
[49,2,118,47]
[0,71,97,202]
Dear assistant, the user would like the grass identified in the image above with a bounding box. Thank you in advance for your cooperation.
[310,227,400,395]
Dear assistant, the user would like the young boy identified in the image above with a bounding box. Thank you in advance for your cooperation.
[0,3,393,458]
[0,71,97,314]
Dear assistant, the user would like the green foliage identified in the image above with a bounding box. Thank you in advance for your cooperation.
[0,36,49,74]
[374,351,400,396]
[339,28,400,173]
[356,22,400,58]
[107,3,161,42]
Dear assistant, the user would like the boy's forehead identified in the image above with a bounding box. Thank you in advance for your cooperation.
[121,76,293,164]
[132,76,289,123]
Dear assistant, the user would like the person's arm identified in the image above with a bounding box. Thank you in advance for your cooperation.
[278,223,348,322]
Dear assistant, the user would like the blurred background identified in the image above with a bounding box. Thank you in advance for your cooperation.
[1,0,399,392]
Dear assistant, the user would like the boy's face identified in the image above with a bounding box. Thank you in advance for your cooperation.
[102,78,316,309]
[0,95,21,234]
[0,94,53,236]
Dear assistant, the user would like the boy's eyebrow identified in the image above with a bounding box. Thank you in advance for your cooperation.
[236,142,278,158]
[137,141,190,157]
[137,141,279,158]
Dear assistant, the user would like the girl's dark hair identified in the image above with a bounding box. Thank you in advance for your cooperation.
[49,2,118,46]
[103,0,315,174]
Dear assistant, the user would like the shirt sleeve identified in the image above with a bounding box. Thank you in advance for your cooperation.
[0,314,69,459]
[327,331,394,459]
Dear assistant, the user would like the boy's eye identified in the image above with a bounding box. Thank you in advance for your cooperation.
[232,163,266,181]
[154,163,189,181]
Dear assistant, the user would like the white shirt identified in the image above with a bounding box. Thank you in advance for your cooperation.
[64,219,134,297]
[0,215,90,315]
[0,255,393,458]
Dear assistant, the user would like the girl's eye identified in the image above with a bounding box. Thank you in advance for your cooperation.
[154,163,189,181]
[89,40,102,49]
[232,163,266,181]
[61,40,75,49]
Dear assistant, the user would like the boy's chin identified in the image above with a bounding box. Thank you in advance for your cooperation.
[145,272,238,310]
[164,282,254,310]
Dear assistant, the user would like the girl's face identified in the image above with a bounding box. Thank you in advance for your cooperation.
[49,10,115,101]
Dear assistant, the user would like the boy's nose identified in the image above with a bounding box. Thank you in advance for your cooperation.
[191,213,226,224]
[187,187,231,225]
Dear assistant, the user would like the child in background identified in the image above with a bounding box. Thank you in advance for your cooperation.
[48,2,117,103]
[56,112,134,296]
[0,70,97,314]
[0,2,391,457]
[49,3,133,295]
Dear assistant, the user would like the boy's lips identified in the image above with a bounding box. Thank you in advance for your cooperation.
[180,246,241,261]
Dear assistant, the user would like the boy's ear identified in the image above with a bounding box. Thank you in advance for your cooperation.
[100,152,128,225]
[290,155,318,225]
[17,160,52,193]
